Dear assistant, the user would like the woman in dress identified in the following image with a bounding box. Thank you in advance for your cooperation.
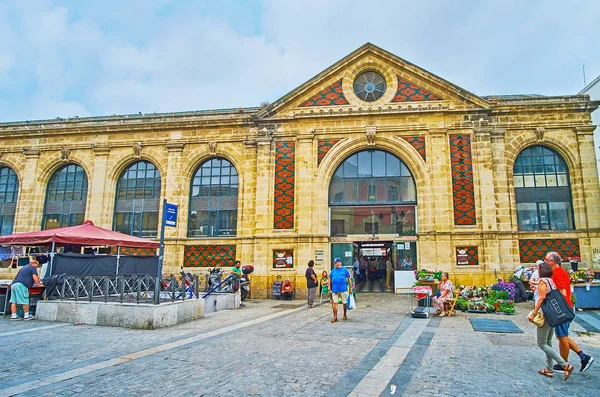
[433,272,453,316]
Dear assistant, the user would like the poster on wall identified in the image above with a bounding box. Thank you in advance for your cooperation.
[315,249,325,266]
[273,249,294,269]
[456,248,469,265]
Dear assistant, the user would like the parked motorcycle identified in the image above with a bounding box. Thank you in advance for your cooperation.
[206,265,253,301]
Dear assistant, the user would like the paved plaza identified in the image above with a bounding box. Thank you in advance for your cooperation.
[1,294,599,397]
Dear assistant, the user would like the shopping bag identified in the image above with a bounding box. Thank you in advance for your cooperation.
[541,281,575,327]
[348,294,356,310]
[532,310,545,327]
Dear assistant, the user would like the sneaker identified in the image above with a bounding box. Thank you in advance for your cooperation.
[581,355,594,373]
[10,315,20,321]
[239,303,245,307]
[553,364,564,373]
[23,315,35,321]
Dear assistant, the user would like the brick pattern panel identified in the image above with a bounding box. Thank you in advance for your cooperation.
[391,76,442,102]
[450,134,477,225]
[456,246,479,266]
[317,139,342,166]
[519,239,580,263]
[273,249,294,269]
[401,136,426,161]
[274,142,295,229]
[299,80,349,107]
[111,246,156,256]
[184,244,236,267]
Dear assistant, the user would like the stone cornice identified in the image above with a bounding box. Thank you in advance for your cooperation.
[574,125,597,135]
[22,149,40,158]
[165,142,185,152]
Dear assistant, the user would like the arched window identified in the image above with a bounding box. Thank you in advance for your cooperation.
[514,146,574,230]
[42,164,88,230]
[113,161,161,238]
[0,167,19,235]
[188,158,238,237]
[329,150,417,236]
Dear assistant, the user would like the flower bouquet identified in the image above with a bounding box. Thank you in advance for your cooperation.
[583,269,595,283]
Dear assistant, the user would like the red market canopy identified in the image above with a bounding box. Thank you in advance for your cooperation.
[0,224,159,249]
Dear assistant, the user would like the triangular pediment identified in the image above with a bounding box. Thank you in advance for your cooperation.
[257,43,490,118]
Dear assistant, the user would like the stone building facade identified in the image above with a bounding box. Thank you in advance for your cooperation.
[0,44,599,298]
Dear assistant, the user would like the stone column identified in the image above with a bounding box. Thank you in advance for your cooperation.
[424,128,453,267]
[86,146,111,228]
[162,142,185,272]
[253,136,274,236]
[13,150,41,233]
[295,133,314,235]
[473,127,500,274]
[575,126,600,231]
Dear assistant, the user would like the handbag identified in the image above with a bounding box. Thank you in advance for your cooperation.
[532,310,545,327]
[540,278,575,327]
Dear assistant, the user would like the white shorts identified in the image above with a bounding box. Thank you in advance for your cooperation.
[331,291,348,304]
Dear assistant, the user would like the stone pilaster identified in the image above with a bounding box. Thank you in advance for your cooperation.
[253,136,273,236]
[295,133,314,235]
[163,142,186,239]
[87,146,111,228]
[13,150,41,233]
[575,126,600,255]
[428,129,452,232]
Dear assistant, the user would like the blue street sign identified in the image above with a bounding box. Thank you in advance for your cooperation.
[165,203,178,227]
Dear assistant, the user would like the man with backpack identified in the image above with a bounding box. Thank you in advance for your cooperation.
[545,251,594,373]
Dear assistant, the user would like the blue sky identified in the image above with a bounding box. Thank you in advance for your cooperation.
[1,0,599,122]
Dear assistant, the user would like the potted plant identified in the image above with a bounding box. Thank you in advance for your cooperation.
[584,269,594,291]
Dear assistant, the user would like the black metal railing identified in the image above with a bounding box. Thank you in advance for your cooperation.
[45,272,212,304]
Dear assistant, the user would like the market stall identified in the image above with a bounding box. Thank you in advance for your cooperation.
[0,223,160,316]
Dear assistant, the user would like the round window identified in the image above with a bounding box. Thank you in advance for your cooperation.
[353,71,386,102]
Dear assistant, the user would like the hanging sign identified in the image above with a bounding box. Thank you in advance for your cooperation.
[165,203,178,227]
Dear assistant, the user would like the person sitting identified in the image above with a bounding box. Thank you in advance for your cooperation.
[433,272,454,317]
[282,278,293,300]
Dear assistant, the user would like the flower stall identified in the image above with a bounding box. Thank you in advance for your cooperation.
[571,264,600,309]
[455,283,516,315]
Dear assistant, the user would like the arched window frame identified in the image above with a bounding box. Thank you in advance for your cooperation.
[513,145,575,231]
[113,161,161,238]
[328,149,417,237]
[188,158,239,237]
[42,164,88,230]
[0,166,19,235]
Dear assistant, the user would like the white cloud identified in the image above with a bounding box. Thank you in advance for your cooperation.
[0,0,599,122]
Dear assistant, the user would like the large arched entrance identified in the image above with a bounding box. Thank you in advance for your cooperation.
[328,149,418,292]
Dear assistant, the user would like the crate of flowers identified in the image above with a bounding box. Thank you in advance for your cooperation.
[466,298,488,313]
[493,299,515,315]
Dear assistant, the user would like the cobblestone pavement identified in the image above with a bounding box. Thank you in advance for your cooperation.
[0,295,598,396]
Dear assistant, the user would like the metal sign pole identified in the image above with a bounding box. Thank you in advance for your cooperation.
[154,199,168,304]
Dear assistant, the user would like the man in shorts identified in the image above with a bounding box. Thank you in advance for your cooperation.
[545,251,594,373]
[329,257,352,323]
[10,259,42,320]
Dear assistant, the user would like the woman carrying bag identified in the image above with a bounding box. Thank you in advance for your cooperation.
[527,262,574,380]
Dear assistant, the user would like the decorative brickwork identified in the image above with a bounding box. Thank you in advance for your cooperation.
[317,139,342,166]
[273,249,294,269]
[111,246,156,256]
[274,142,295,229]
[299,80,349,107]
[184,244,236,267]
[391,76,442,102]
[401,136,426,161]
[456,246,478,266]
[449,134,476,225]
[519,239,580,263]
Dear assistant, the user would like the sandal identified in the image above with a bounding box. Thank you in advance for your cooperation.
[563,364,574,381]
[537,369,553,378]
[439,312,447,317]
[331,318,337,323]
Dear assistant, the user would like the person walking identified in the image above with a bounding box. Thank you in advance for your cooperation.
[527,262,574,380]
[329,257,352,323]
[10,259,42,320]
[545,251,594,373]
[305,260,318,308]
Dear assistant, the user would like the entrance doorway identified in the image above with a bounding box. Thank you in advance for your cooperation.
[330,241,418,293]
